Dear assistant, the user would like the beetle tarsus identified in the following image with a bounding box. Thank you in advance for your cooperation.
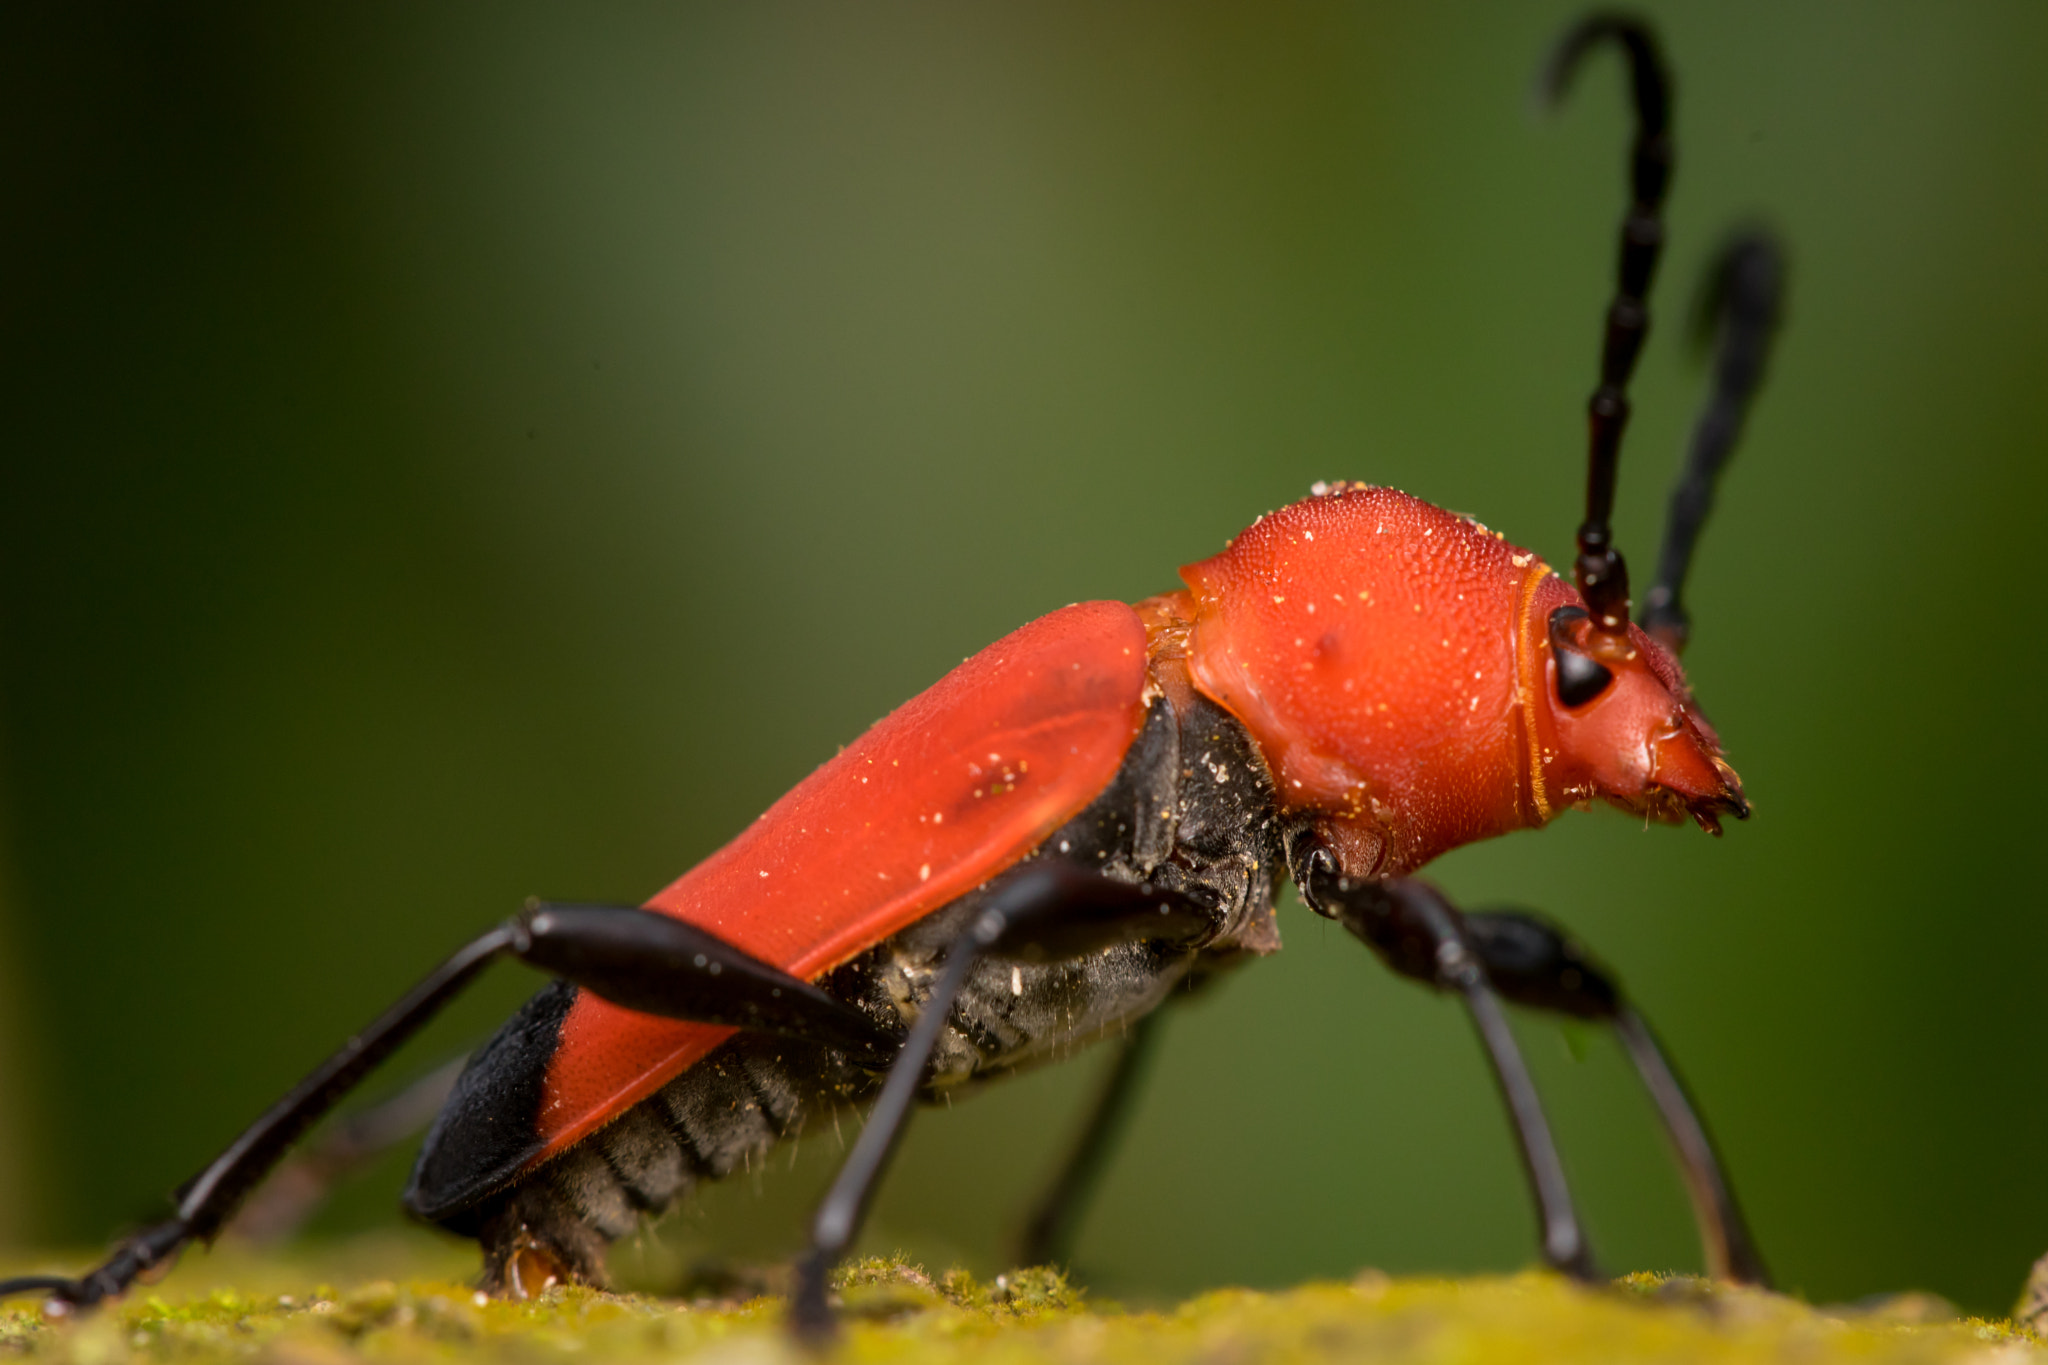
[789,1249,837,1345]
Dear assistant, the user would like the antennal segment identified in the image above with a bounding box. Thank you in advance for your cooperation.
[1639,230,1786,654]
[1540,12,1673,645]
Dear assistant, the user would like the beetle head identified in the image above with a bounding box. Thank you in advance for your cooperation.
[1172,483,1746,878]
[1524,574,1747,835]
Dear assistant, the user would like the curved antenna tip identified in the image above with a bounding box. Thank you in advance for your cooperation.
[1689,228,1789,357]
[1535,11,1670,129]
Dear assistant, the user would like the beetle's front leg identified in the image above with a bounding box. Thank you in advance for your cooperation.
[1459,909,1768,1285]
[789,860,1217,1343]
[1291,837,1597,1280]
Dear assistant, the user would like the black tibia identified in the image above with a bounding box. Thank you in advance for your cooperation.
[0,907,903,1310]
[1462,910,1769,1286]
[1640,231,1787,654]
[1541,13,1674,636]
[790,862,1220,1341]
[1290,839,1595,1279]
[229,1055,467,1243]
[1016,1009,1164,1269]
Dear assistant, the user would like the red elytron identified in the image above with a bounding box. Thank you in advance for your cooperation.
[535,601,1150,1164]
[0,13,1785,1340]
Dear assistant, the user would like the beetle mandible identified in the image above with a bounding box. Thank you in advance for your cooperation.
[0,13,1786,1340]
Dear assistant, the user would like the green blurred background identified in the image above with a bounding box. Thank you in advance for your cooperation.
[3,0,2044,1317]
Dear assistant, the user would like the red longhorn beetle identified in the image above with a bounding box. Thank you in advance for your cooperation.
[1,14,1786,1341]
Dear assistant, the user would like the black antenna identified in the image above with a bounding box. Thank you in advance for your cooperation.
[1639,231,1786,654]
[1540,12,1673,643]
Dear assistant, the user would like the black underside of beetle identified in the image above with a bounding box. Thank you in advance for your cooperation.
[403,687,1285,1283]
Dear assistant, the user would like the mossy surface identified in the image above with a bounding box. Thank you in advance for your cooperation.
[1,1238,2038,1365]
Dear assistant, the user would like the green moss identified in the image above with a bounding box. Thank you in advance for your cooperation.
[0,1241,2038,1364]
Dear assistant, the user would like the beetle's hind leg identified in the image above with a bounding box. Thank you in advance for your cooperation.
[0,903,905,1313]
[1460,910,1769,1286]
[225,1056,467,1244]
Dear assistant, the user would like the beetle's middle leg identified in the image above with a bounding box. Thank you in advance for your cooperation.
[790,860,1220,1342]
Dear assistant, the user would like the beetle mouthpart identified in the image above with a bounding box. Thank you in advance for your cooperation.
[1645,731,1748,837]
[1711,756,1751,820]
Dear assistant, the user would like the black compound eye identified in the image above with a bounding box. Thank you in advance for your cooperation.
[1548,606,1615,708]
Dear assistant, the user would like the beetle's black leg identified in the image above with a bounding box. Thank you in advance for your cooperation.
[1461,909,1769,1286]
[226,1055,469,1243]
[790,861,1217,1343]
[0,926,517,1310]
[0,904,906,1310]
[1292,844,1596,1279]
[1014,1007,1165,1269]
